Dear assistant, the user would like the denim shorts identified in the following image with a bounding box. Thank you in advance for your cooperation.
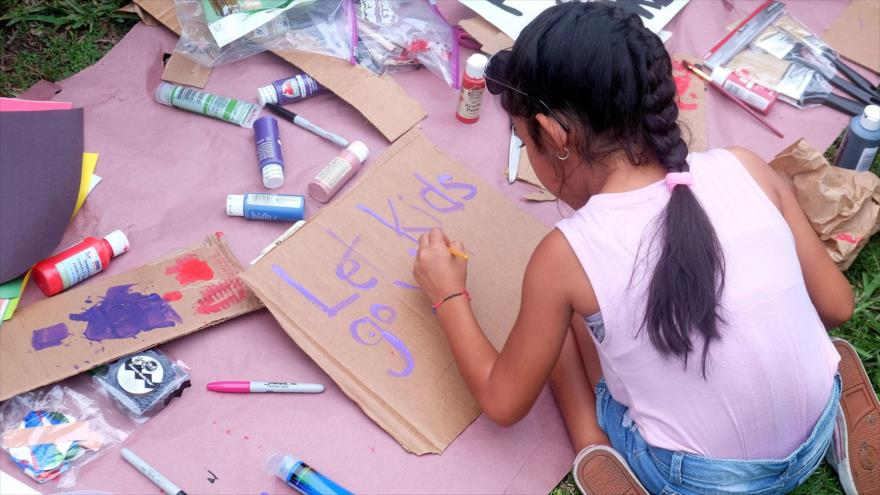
[595,375,841,495]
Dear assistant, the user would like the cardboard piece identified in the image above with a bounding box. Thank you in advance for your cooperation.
[769,139,880,271]
[0,233,262,401]
[119,2,159,26]
[133,0,426,142]
[0,109,83,284]
[823,0,880,74]
[161,52,213,88]
[458,17,513,55]
[242,129,548,454]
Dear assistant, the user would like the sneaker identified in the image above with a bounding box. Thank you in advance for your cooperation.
[573,445,648,495]
[826,338,880,495]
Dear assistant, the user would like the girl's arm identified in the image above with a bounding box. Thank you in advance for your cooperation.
[728,147,854,328]
[413,228,584,425]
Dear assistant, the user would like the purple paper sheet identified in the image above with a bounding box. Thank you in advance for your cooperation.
[0,108,83,283]
[1,1,873,493]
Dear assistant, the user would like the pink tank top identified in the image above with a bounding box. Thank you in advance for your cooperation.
[555,149,839,459]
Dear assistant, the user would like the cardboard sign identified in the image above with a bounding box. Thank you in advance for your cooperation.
[0,234,262,401]
[133,0,426,142]
[241,130,548,454]
[823,0,880,74]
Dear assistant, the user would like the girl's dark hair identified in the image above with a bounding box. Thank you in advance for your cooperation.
[501,2,725,376]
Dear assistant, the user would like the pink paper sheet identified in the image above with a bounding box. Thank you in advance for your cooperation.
[0,98,72,112]
[2,1,872,493]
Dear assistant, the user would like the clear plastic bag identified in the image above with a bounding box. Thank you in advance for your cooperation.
[0,385,129,488]
[174,0,357,67]
[91,349,192,425]
[354,0,460,88]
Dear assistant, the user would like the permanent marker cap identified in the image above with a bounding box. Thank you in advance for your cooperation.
[226,195,245,217]
[265,453,299,481]
[103,230,130,257]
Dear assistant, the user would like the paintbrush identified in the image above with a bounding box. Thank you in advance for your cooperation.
[683,61,785,138]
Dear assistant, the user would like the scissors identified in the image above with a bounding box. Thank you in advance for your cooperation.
[507,125,522,184]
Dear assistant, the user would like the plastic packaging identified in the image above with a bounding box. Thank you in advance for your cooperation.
[0,385,129,488]
[33,231,129,297]
[456,54,487,124]
[835,105,880,172]
[227,193,306,222]
[308,141,370,203]
[258,74,327,106]
[173,0,357,68]
[354,0,460,88]
[254,116,285,189]
[91,349,191,424]
[156,82,260,128]
[265,453,353,495]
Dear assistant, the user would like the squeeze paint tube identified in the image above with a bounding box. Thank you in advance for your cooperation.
[253,116,285,189]
[308,141,370,203]
[226,193,305,222]
[456,53,488,124]
[257,74,326,106]
[155,82,260,128]
[33,231,129,297]
[266,454,353,495]
[709,67,778,114]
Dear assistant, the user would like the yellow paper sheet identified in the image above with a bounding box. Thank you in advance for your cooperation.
[73,152,98,216]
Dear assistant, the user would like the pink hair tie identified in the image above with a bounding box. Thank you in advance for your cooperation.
[665,172,693,192]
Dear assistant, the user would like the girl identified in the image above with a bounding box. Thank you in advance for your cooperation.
[413,3,878,494]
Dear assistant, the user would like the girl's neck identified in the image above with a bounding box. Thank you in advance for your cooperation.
[598,160,667,194]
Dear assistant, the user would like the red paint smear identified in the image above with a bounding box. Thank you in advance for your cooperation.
[195,277,248,315]
[690,92,698,99]
[834,233,863,244]
[671,60,698,111]
[166,254,214,286]
[243,435,250,440]
[162,291,182,301]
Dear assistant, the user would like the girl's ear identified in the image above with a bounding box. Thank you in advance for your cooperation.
[535,113,568,153]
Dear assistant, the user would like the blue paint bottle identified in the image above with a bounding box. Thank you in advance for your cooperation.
[266,454,352,495]
[226,193,304,222]
[834,105,880,172]
[253,116,285,189]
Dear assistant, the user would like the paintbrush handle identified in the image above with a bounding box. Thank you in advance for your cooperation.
[710,81,785,138]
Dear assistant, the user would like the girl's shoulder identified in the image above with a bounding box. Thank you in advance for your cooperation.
[720,146,784,213]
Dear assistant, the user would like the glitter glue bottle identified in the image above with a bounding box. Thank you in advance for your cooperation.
[33,231,130,296]
[835,104,880,172]
[257,74,326,106]
[456,53,488,124]
[155,82,260,128]
[254,116,285,189]
[265,454,353,495]
[227,193,305,222]
[307,141,370,203]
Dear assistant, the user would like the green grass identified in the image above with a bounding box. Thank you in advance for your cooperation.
[1,3,877,494]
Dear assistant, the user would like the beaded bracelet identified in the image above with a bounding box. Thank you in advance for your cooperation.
[431,289,471,315]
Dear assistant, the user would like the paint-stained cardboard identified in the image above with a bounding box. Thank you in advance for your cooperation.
[0,234,262,401]
[241,130,549,454]
[133,0,426,142]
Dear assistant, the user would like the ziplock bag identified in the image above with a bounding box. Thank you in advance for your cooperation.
[174,0,357,67]
[354,0,460,88]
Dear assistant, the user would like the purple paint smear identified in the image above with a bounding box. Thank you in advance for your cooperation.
[31,323,70,350]
[69,284,182,342]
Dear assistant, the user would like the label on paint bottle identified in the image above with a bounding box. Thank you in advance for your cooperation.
[248,194,303,209]
[314,157,353,189]
[256,139,279,163]
[856,146,878,172]
[170,86,253,125]
[55,247,103,289]
[457,87,484,121]
[281,77,320,101]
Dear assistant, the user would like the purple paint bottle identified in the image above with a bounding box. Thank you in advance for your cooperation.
[253,116,284,189]
[258,74,326,106]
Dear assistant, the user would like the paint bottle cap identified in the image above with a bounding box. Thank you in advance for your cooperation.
[226,195,245,217]
[346,141,370,163]
[103,230,130,257]
[262,164,285,189]
[465,53,488,79]
[257,85,278,106]
[265,453,299,481]
[861,105,880,131]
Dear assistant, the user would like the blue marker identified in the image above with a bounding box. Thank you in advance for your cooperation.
[266,454,352,495]
[227,193,305,222]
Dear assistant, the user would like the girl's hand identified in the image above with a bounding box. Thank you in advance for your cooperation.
[413,228,468,303]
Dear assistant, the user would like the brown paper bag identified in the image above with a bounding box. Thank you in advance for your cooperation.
[769,139,880,270]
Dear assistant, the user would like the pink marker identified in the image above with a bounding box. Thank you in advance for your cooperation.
[206,381,325,394]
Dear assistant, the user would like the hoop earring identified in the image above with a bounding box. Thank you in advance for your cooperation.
[555,147,570,161]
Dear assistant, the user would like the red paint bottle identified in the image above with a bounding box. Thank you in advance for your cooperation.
[456,54,488,124]
[33,230,130,296]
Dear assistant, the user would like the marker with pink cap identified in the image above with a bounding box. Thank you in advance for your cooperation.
[206,381,324,394]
